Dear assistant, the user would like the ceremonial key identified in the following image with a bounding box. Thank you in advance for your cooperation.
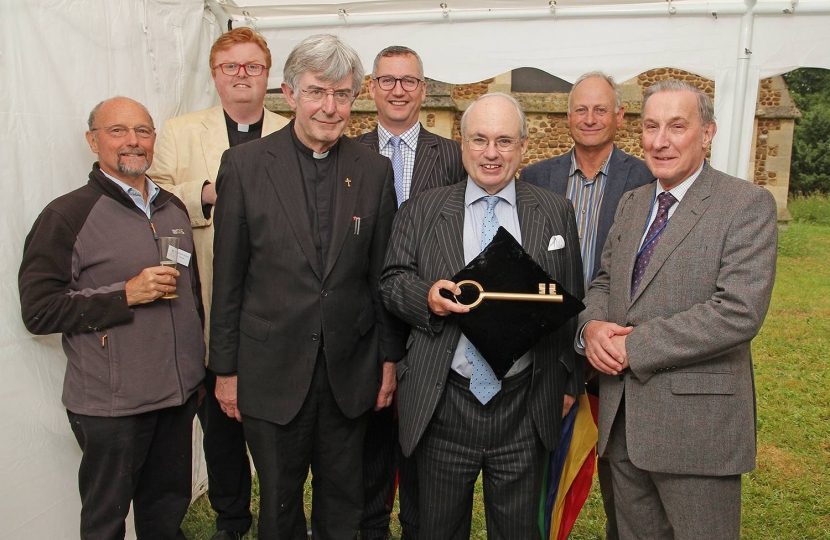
[452,280,563,309]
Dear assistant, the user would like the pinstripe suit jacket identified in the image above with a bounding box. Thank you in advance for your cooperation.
[579,166,778,476]
[355,124,467,198]
[519,146,655,283]
[380,180,584,456]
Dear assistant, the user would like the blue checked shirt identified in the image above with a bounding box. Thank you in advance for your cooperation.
[378,122,420,202]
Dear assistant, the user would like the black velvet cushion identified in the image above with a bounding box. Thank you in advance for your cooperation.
[440,227,584,379]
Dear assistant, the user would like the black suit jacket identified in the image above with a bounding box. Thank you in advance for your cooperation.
[380,181,584,456]
[355,124,467,200]
[209,125,403,424]
[519,146,654,283]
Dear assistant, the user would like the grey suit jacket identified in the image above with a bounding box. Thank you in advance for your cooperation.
[209,125,404,424]
[519,146,654,283]
[380,181,584,456]
[579,165,778,476]
[355,124,467,199]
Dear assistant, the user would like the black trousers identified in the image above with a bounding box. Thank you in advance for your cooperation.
[416,369,545,540]
[361,394,419,540]
[244,349,368,540]
[197,369,253,534]
[67,393,197,540]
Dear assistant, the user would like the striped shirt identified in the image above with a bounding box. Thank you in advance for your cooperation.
[566,147,613,292]
[378,122,420,202]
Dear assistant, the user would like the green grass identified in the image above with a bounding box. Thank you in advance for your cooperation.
[184,194,830,540]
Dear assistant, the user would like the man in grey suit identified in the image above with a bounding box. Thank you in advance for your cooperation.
[519,71,653,539]
[210,34,404,539]
[580,80,777,539]
[381,93,583,539]
[356,45,466,540]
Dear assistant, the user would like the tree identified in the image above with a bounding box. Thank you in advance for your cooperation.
[783,68,830,194]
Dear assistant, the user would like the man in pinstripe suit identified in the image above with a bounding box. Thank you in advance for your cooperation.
[380,93,583,540]
[356,45,466,540]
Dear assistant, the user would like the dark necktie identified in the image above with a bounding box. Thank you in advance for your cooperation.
[631,192,677,299]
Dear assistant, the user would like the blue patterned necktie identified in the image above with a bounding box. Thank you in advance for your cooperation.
[631,192,677,299]
[466,195,502,404]
[390,136,404,207]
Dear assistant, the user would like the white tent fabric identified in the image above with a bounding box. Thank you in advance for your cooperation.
[1,0,829,537]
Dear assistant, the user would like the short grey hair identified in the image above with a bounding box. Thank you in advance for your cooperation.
[568,71,623,112]
[642,80,716,126]
[282,34,365,96]
[461,92,528,140]
[371,46,424,79]
[87,97,153,131]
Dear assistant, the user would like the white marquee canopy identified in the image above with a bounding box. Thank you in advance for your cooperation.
[2,0,829,537]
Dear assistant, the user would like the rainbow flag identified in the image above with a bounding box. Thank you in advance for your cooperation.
[539,393,599,539]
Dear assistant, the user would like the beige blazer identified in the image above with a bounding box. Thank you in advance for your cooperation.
[148,105,289,358]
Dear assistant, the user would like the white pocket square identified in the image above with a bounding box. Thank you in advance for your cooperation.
[548,235,565,251]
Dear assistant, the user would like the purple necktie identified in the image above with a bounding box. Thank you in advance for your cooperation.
[631,192,677,299]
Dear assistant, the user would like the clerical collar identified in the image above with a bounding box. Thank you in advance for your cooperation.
[289,119,338,160]
[223,109,264,133]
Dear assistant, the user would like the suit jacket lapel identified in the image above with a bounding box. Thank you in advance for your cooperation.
[630,168,713,303]
[324,139,362,280]
[548,150,573,194]
[436,183,466,274]
[411,126,438,196]
[516,182,544,262]
[266,129,322,280]
[201,106,230,184]
[363,129,380,152]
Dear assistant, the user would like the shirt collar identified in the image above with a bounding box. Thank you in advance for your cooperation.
[102,171,160,205]
[378,122,421,151]
[656,159,706,203]
[464,177,517,209]
[570,145,614,181]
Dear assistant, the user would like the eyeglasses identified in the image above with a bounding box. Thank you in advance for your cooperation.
[298,87,356,106]
[214,63,267,77]
[90,125,155,139]
[464,137,522,152]
[373,76,424,92]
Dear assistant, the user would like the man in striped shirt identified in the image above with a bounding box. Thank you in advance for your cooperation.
[519,71,653,540]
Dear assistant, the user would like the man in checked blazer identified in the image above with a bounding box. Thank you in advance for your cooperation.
[579,80,777,539]
[209,34,405,539]
[381,93,583,539]
[519,71,653,540]
[356,45,466,540]
[147,28,288,540]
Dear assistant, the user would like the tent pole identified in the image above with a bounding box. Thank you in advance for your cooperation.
[726,0,757,178]
[222,3,747,30]
[206,0,233,31]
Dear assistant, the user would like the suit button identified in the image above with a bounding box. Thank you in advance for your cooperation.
[446,347,453,354]
[436,382,443,389]
[321,290,328,297]
[311,333,319,341]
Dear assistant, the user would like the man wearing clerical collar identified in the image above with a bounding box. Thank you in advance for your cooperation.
[146,27,289,540]
[209,34,406,540]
